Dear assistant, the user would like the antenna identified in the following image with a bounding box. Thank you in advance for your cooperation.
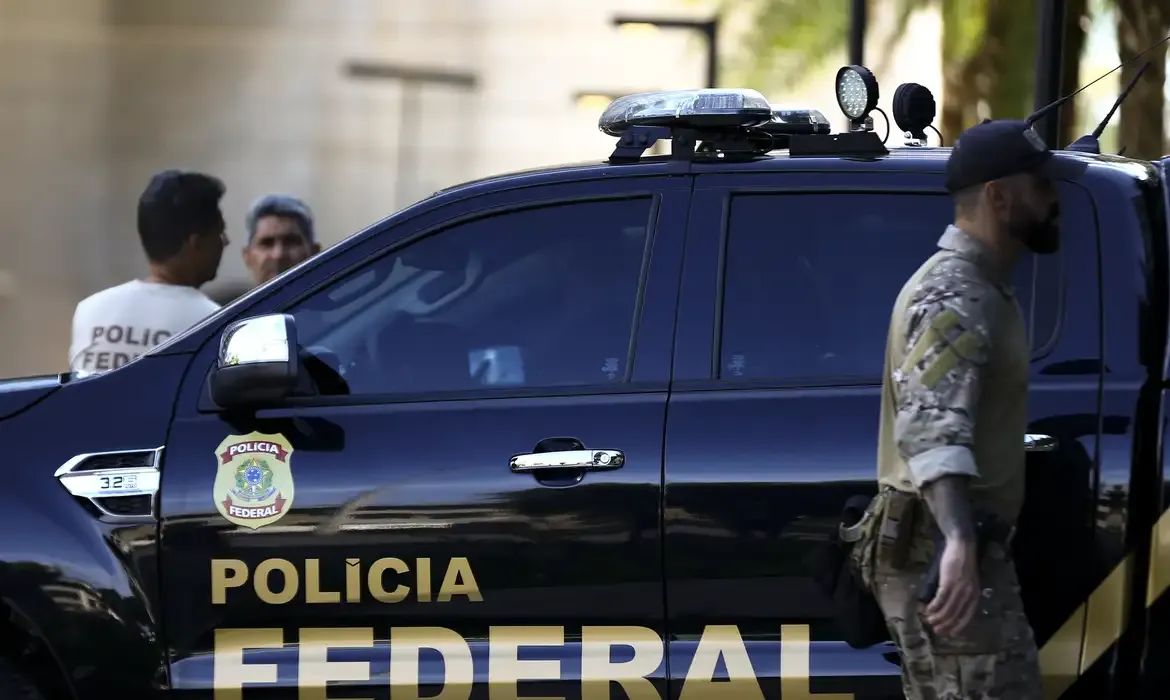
[1026,33,1170,128]
[1067,61,1150,154]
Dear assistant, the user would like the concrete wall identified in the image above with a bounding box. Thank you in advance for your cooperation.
[0,0,110,375]
[0,0,941,378]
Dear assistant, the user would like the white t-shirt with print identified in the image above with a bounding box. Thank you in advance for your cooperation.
[69,280,221,373]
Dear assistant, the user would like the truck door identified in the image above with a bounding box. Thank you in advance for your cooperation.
[156,177,690,698]
[662,170,1103,699]
[1097,161,1170,700]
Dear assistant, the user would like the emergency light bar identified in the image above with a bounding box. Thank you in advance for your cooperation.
[601,83,879,163]
[599,89,774,136]
[768,108,833,135]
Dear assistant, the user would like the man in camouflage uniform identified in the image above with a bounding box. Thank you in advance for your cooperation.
[857,119,1087,699]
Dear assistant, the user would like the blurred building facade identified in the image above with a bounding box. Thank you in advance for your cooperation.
[0,0,941,378]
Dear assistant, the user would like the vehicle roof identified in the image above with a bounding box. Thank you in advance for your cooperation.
[146,142,1160,359]
[315,144,1158,276]
[431,146,1155,202]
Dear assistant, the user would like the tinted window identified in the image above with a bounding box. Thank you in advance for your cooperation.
[288,198,652,395]
[718,192,1038,383]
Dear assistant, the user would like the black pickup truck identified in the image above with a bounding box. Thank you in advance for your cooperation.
[0,74,1168,700]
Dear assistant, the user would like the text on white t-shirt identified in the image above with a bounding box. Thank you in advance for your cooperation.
[69,279,221,373]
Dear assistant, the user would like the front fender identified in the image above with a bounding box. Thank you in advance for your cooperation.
[0,476,165,698]
[0,354,191,700]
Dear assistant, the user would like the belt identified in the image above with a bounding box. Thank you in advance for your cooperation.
[841,513,1015,548]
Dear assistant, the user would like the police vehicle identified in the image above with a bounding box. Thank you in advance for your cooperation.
[0,64,1168,700]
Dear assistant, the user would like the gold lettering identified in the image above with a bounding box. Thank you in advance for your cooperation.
[390,626,474,700]
[580,626,662,700]
[299,627,375,700]
[346,558,362,603]
[780,625,853,699]
[487,626,564,700]
[212,628,283,700]
[368,558,410,603]
[254,559,299,604]
[437,558,483,602]
[211,559,248,605]
[417,558,433,602]
[678,625,763,700]
[304,559,341,604]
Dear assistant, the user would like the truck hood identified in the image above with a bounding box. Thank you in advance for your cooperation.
[0,374,66,419]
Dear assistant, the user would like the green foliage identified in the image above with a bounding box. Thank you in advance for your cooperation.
[713,0,1048,136]
[697,0,1116,145]
[984,0,1039,119]
[874,0,933,75]
[712,0,852,91]
[939,0,987,66]
[705,0,987,96]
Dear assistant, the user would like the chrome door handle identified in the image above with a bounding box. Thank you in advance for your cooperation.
[1024,434,1059,452]
[510,449,625,473]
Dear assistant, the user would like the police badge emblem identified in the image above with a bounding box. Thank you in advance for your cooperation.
[213,431,295,530]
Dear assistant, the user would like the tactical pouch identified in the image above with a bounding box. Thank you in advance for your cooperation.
[809,493,890,650]
[908,504,938,568]
[849,490,886,589]
[875,489,921,570]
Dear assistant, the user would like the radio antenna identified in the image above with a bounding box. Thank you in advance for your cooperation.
[1067,60,1150,153]
[1026,33,1170,133]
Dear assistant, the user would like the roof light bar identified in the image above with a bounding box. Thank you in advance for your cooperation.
[767,108,832,135]
[599,88,774,136]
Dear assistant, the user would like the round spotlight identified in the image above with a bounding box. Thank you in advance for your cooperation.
[892,82,937,141]
[835,65,878,126]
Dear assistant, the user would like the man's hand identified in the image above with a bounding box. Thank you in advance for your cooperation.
[919,475,980,637]
[924,537,980,636]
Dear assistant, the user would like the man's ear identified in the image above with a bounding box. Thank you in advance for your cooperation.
[983,179,1009,210]
[310,242,322,255]
[183,232,205,254]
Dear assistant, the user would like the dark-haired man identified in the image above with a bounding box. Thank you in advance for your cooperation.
[858,119,1086,699]
[242,193,320,286]
[68,169,228,374]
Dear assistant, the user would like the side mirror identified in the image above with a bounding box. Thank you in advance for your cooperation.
[208,314,299,408]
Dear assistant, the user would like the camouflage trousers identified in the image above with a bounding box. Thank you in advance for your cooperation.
[872,541,1042,700]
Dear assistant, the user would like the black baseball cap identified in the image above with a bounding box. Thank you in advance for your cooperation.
[945,119,1088,193]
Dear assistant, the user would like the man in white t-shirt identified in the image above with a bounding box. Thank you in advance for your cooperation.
[68,170,229,373]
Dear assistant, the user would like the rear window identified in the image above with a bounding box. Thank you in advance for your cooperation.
[714,190,1086,384]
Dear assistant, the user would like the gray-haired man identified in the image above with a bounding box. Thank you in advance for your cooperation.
[242,193,321,286]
